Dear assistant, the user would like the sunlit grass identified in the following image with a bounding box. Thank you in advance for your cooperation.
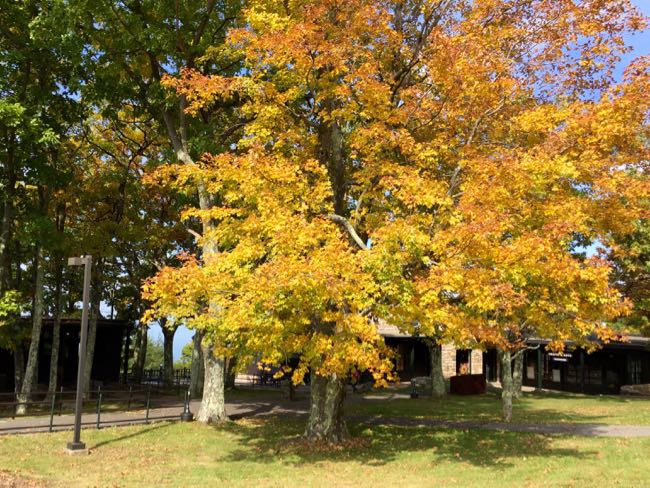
[1,417,649,487]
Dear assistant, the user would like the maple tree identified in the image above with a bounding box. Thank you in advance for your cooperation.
[143,0,650,437]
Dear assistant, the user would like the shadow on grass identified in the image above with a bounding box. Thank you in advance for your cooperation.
[88,422,173,450]
[214,414,597,470]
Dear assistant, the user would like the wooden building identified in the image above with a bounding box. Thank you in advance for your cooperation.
[0,318,131,392]
[377,320,650,395]
[520,336,650,394]
[377,321,483,381]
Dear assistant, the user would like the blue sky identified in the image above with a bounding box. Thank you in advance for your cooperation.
[151,1,650,361]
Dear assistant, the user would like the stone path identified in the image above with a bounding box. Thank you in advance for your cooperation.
[2,395,650,438]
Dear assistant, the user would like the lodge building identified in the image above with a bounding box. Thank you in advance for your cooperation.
[2,317,649,396]
[0,318,131,392]
[379,322,650,395]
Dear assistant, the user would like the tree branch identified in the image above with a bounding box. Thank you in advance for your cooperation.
[326,214,368,250]
[187,228,203,242]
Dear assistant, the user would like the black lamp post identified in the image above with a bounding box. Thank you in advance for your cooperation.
[66,255,92,452]
[180,388,194,422]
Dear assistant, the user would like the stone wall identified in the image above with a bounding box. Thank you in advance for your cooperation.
[470,349,483,375]
[440,345,484,378]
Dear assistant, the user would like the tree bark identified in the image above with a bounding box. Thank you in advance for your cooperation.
[161,320,177,388]
[190,331,204,397]
[512,351,524,399]
[499,349,514,422]
[16,245,45,415]
[13,345,24,394]
[304,373,348,443]
[0,136,16,291]
[82,262,102,394]
[46,255,64,400]
[132,324,147,383]
[224,356,237,389]
[429,343,446,398]
[159,95,227,421]
[196,342,227,423]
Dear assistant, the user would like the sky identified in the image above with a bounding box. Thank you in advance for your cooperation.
[151,1,650,362]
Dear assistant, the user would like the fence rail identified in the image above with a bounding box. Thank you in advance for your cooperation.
[0,385,194,434]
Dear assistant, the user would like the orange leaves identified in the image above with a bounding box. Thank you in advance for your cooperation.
[162,69,240,115]
[143,0,649,382]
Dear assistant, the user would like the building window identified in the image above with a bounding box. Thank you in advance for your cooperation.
[456,349,470,375]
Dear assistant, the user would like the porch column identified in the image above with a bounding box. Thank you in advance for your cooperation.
[579,349,585,393]
[536,347,543,391]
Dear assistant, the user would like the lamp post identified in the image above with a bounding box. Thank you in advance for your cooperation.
[66,255,92,453]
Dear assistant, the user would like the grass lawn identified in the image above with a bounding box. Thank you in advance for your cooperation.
[351,388,650,425]
[1,416,649,487]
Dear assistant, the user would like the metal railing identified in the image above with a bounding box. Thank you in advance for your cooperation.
[0,386,192,433]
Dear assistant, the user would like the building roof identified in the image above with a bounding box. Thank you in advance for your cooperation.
[375,319,412,338]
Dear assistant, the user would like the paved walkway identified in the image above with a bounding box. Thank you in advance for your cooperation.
[0,397,308,435]
[2,395,650,438]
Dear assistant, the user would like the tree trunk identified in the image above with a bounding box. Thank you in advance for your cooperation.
[429,343,446,398]
[512,352,524,399]
[190,331,204,397]
[13,345,24,394]
[46,254,64,401]
[196,342,227,423]
[16,246,45,415]
[161,320,176,389]
[132,324,147,383]
[304,373,348,443]
[82,262,102,394]
[0,139,16,291]
[224,356,237,389]
[160,102,227,422]
[499,349,514,422]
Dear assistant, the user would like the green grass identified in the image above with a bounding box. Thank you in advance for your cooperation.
[1,417,649,487]
[351,389,650,425]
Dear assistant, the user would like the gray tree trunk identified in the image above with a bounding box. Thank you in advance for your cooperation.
[304,373,348,443]
[499,349,514,422]
[132,324,147,383]
[161,319,176,389]
[196,342,227,423]
[82,262,102,394]
[429,343,446,397]
[0,141,16,291]
[46,204,65,399]
[190,331,204,397]
[46,256,64,401]
[512,352,524,399]
[13,345,24,394]
[161,97,227,421]
[224,356,237,389]
[16,246,45,415]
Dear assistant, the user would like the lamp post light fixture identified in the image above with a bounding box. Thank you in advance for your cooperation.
[66,255,92,453]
